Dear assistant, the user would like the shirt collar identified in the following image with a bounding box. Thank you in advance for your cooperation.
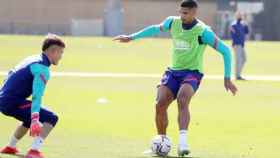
[42,53,51,67]
[182,19,198,30]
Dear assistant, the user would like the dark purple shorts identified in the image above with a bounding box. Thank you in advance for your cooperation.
[159,68,203,97]
[0,100,58,128]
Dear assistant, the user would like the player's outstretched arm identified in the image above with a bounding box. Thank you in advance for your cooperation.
[113,25,162,43]
[29,63,49,136]
[202,28,238,95]
[113,16,173,43]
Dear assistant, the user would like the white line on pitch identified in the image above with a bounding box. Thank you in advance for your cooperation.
[0,71,279,81]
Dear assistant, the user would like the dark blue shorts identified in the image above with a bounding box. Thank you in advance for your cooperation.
[159,68,203,98]
[0,100,58,128]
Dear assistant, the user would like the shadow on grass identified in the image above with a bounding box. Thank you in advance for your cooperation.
[137,155,200,158]
[0,153,25,158]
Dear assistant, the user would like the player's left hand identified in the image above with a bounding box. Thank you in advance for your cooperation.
[113,35,132,43]
[224,78,238,95]
[30,113,43,137]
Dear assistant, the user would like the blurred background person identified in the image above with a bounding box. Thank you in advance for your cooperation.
[230,11,249,80]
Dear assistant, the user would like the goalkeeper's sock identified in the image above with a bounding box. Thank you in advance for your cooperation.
[31,137,44,151]
[8,135,19,148]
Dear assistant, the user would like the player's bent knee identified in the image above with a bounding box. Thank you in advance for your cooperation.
[48,114,59,127]
[179,90,193,98]
[156,101,168,114]
[177,95,192,107]
[156,99,168,109]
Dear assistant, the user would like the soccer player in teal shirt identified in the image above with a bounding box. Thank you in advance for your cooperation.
[114,0,238,156]
[0,34,65,158]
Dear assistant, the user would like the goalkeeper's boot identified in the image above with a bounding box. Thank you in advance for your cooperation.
[25,149,44,158]
[0,146,19,155]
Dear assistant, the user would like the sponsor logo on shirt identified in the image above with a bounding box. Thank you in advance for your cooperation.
[174,40,191,51]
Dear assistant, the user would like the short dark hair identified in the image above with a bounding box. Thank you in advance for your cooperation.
[181,0,198,8]
[42,33,65,51]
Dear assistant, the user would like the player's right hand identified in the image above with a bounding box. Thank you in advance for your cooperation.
[30,113,42,137]
[224,78,238,96]
[113,35,132,43]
